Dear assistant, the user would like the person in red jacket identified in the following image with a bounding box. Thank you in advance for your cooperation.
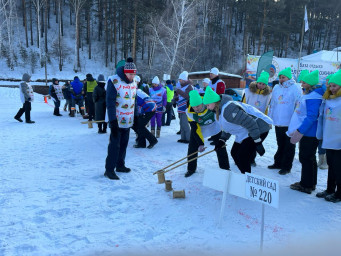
[209,67,226,95]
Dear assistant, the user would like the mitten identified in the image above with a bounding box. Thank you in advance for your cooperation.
[198,145,205,153]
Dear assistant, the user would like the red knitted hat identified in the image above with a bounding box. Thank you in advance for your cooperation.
[124,57,137,74]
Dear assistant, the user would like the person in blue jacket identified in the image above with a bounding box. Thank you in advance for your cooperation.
[288,70,324,194]
[70,76,85,117]
[132,89,158,149]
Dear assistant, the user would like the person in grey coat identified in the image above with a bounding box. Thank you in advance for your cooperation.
[14,73,35,123]
[203,86,272,174]
[93,74,107,133]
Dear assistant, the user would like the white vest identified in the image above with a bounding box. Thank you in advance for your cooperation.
[110,75,137,128]
[268,83,302,126]
[20,82,34,103]
[209,79,224,92]
[53,84,64,101]
[287,91,323,136]
[320,97,341,149]
[219,101,273,143]
[244,88,272,113]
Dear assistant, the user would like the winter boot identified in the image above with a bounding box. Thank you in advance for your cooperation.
[156,127,161,138]
[151,128,155,137]
[98,123,104,134]
[319,154,328,170]
[80,107,85,117]
[103,122,107,133]
[55,108,62,116]
[70,109,75,117]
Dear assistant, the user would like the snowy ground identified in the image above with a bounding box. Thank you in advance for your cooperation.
[0,87,341,256]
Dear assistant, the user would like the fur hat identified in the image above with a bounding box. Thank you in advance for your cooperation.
[278,67,292,79]
[210,67,219,76]
[97,74,106,83]
[178,71,188,81]
[203,86,220,105]
[189,90,203,107]
[301,70,319,86]
[152,76,160,84]
[124,57,137,74]
[22,73,31,82]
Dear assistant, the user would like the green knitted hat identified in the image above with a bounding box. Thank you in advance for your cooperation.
[298,70,309,82]
[329,71,341,86]
[256,71,269,85]
[278,67,292,79]
[301,70,319,86]
[189,90,203,107]
[203,86,220,105]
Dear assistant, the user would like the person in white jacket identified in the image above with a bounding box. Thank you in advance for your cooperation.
[14,73,35,123]
[268,67,302,175]
[315,71,341,203]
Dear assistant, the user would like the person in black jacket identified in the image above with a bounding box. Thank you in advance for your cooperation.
[93,74,107,134]
[62,81,72,114]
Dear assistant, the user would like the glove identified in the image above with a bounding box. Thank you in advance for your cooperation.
[255,142,265,156]
[198,145,205,153]
[290,130,303,144]
[214,139,226,151]
[110,120,119,137]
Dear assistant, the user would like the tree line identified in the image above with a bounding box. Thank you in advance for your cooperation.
[0,0,340,78]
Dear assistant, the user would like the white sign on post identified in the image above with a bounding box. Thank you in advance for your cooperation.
[244,173,279,209]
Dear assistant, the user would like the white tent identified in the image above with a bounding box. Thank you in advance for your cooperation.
[301,50,341,62]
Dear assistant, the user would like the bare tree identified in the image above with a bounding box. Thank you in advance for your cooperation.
[150,0,198,76]
[0,0,17,69]
[70,0,86,71]
[32,0,47,64]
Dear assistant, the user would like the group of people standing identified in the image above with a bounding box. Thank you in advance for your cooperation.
[13,59,341,203]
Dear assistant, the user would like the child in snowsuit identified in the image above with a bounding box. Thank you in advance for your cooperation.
[149,76,167,138]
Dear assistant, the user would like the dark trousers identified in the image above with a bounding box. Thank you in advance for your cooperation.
[231,132,268,174]
[299,136,319,188]
[53,99,60,115]
[187,131,230,172]
[273,126,296,171]
[15,101,31,122]
[132,112,157,147]
[86,92,95,120]
[105,127,130,173]
[162,102,173,126]
[326,149,341,197]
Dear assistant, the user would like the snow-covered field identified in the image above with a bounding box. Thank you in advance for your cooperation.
[0,87,340,256]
